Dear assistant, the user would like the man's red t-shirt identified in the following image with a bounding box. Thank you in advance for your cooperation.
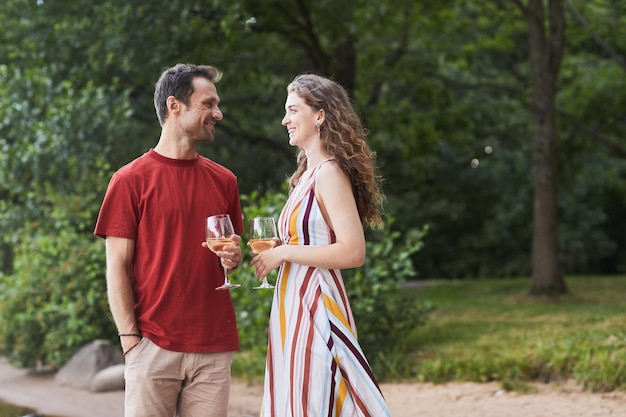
[94,149,244,353]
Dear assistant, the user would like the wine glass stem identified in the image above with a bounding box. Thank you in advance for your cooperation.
[223,266,229,285]
[254,275,274,289]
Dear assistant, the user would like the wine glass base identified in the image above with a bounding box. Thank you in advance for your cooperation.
[253,283,275,290]
[215,283,241,291]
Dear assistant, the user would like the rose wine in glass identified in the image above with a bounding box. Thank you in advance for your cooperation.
[248,217,278,289]
[206,214,241,290]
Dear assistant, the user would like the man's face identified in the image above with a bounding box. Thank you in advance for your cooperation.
[179,77,223,143]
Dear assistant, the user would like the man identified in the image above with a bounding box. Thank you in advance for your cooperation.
[94,63,244,417]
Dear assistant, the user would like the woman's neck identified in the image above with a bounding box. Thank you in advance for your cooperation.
[304,149,332,170]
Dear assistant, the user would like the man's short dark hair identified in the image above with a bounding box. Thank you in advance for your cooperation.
[154,64,222,125]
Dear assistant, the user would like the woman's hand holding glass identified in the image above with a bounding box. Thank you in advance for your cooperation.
[248,217,281,289]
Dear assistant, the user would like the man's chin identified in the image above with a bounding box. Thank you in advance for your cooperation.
[197,135,215,143]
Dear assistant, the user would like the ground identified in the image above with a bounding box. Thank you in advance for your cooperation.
[1,358,625,417]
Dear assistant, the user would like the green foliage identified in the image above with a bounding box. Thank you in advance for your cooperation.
[344,226,434,378]
[0,61,132,279]
[229,188,285,381]
[0,227,113,368]
[0,166,116,367]
[1,0,626,372]
[231,188,431,381]
[3,0,626,282]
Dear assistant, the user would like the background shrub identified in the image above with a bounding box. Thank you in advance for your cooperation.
[0,185,430,374]
[0,203,114,368]
[231,188,432,381]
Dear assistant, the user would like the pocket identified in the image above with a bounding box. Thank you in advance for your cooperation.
[125,336,148,361]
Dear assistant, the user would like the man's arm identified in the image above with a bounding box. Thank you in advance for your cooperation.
[105,236,141,355]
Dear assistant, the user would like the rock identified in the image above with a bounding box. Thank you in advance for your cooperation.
[90,363,125,392]
[54,339,124,390]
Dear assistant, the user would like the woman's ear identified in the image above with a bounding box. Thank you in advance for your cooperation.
[316,109,325,126]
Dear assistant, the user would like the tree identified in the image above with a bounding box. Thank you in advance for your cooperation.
[514,0,568,295]
[2,0,626,284]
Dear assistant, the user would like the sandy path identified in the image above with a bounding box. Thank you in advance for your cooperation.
[1,358,625,417]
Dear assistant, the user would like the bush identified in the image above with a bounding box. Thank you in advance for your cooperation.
[0,185,431,375]
[231,188,432,381]
[0,223,114,368]
[0,165,116,369]
[345,225,434,379]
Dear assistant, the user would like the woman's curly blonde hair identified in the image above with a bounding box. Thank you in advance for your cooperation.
[287,74,385,229]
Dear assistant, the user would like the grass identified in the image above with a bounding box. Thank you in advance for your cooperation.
[0,400,65,417]
[400,275,626,392]
[232,275,626,392]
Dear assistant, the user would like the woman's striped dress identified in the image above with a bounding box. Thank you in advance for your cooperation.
[261,160,391,417]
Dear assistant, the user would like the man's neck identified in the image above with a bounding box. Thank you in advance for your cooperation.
[153,132,198,160]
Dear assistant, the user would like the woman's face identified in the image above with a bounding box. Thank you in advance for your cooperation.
[281,92,319,148]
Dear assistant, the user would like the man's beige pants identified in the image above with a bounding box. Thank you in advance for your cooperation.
[124,337,233,417]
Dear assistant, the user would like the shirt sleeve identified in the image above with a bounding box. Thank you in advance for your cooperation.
[94,173,139,240]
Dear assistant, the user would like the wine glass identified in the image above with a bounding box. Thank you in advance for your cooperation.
[248,217,278,289]
[206,214,241,290]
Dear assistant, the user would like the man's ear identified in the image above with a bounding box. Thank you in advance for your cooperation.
[167,96,180,115]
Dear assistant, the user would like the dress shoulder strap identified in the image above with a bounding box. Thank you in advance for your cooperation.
[315,157,336,172]
[311,157,337,228]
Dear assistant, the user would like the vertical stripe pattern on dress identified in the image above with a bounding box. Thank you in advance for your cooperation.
[261,160,391,417]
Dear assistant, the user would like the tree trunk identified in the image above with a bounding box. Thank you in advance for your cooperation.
[526,0,568,295]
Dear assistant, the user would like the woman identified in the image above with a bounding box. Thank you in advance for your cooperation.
[250,74,390,417]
